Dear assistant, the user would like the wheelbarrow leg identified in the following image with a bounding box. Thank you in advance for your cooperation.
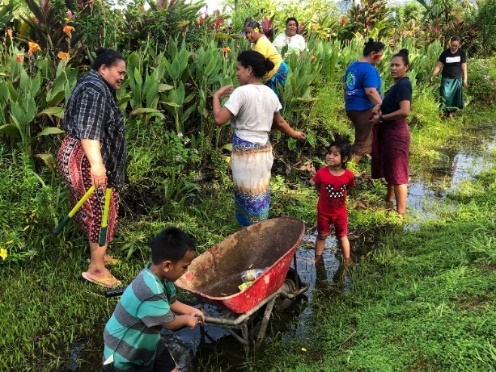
[254,297,277,351]
[241,323,250,354]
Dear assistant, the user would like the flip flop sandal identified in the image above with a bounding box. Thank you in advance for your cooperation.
[82,272,121,288]
[86,258,121,266]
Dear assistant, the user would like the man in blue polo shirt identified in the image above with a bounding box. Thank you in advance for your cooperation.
[103,227,205,371]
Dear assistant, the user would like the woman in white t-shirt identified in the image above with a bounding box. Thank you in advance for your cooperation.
[213,50,306,226]
[272,17,307,58]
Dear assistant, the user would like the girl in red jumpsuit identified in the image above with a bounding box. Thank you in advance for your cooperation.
[310,137,355,265]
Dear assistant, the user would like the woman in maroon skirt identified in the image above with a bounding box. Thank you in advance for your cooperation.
[370,49,412,215]
[58,48,127,288]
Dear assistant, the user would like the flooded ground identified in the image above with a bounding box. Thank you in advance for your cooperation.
[72,130,496,371]
[167,132,496,371]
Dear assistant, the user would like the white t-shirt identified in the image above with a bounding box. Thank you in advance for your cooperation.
[224,84,282,145]
[272,33,307,56]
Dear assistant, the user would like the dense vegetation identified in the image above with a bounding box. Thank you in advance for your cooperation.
[1,0,495,370]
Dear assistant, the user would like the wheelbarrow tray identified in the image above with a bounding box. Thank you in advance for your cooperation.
[176,217,305,314]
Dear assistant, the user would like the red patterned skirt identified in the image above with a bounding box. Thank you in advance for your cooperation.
[57,136,119,244]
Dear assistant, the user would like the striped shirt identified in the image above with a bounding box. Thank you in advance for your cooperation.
[103,264,177,371]
[63,69,127,190]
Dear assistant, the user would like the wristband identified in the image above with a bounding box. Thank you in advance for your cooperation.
[378,115,385,124]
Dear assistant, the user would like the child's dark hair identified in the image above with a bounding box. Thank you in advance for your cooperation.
[328,135,352,168]
[363,38,385,57]
[237,50,274,78]
[91,48,125,71]
[150,227,196,264]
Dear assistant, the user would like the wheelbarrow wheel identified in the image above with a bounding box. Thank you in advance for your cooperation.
[274,268,302,312]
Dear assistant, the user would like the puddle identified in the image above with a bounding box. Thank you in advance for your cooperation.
[408,134,496,223]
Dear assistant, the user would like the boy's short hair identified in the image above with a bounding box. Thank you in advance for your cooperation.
[150,227,196,264]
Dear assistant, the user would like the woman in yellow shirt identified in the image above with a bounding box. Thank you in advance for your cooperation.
[244,19,288,102]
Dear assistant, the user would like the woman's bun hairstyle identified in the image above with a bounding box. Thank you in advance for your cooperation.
[92,48,124,70]
[393,48,410,66]
[237,50,273,78]
[264,57,275,72]
[364,38,375,46]
[363,38,385,57]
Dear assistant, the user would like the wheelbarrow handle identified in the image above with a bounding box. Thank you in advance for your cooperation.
[54,186,96,235]
[98,187,112,247]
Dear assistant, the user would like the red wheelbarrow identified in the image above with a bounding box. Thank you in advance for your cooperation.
[175,217,308,351]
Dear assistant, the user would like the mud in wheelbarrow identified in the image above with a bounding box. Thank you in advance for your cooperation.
[175,217,308,351]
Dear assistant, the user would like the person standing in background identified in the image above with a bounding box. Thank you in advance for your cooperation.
[431,35,468,120]
[344,39,385,163]
[272,17,307,58]
[244,18,288,102]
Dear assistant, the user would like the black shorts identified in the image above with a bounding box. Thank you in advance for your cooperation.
[153,347,176,372]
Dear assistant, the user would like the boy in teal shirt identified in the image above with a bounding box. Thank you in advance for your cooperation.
[103,227,204,371]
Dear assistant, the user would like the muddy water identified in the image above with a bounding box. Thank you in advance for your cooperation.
[73,131,496,371]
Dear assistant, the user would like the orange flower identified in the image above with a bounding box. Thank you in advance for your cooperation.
[16,54,24,63]
[221,46,230,58]
[28,42,41,53]
[57,51,70,60]
[63,26,75,37]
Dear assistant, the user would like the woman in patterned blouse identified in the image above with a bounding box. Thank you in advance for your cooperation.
[58,48,127,288]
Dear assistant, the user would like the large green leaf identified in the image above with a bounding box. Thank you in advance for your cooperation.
[38,107,65,119]
[130,108,165,119]
[0,124,21,138]
[34,127,65,139]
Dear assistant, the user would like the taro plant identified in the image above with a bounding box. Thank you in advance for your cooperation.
[125,50,167,125]
[160,40,194,134]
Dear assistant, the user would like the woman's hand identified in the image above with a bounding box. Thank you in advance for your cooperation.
[214,85,234,99]
[371,104,382,115]
[91,163,107,188]
[292,131,306,141]
[81,139,107,188]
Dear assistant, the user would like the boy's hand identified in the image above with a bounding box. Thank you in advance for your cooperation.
[184,315,199,329]
[188,307,205,324]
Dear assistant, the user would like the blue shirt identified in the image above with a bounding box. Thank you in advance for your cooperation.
[344,61,382,112]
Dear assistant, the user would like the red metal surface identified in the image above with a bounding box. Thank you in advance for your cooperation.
[175,217,305,314]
